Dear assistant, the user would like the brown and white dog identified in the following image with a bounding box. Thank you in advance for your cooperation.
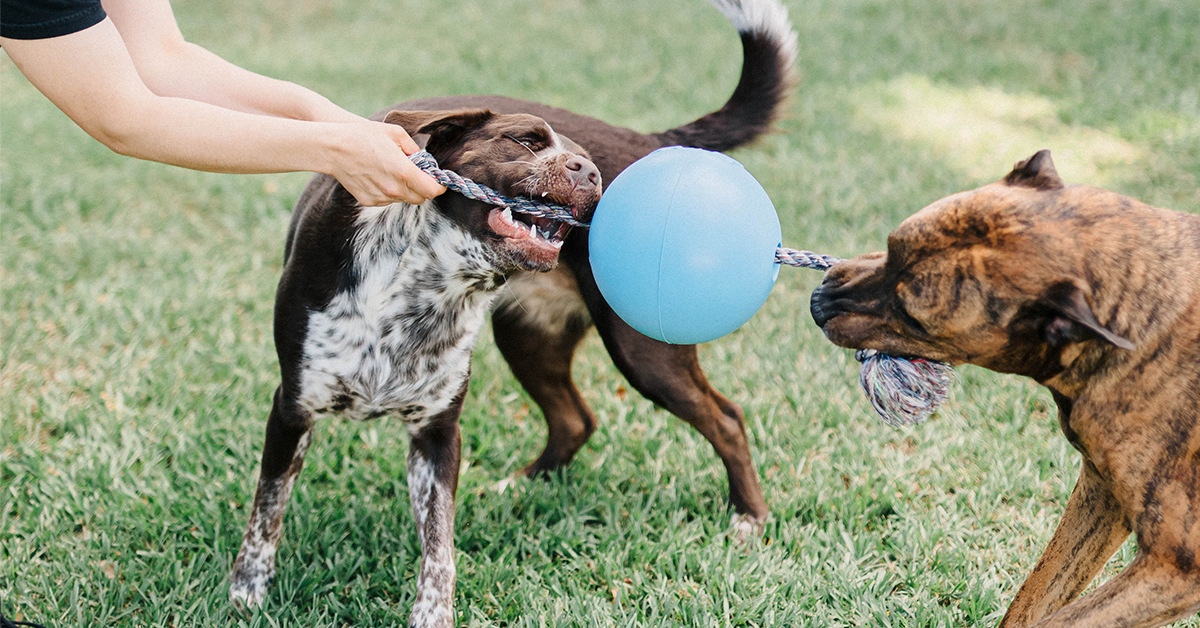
[399,0,797,535]
[810,150,1200,627]
[229,109,602,624]
[232,0,796,624]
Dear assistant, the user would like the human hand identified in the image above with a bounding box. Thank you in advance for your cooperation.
[328,121,446,207]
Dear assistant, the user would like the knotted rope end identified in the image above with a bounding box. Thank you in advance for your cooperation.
[855,349,954,427]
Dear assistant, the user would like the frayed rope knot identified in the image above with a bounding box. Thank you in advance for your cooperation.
[856,350,954,427]
[408,152,953,426]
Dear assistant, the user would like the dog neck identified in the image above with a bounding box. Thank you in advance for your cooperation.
[351,199,504,298]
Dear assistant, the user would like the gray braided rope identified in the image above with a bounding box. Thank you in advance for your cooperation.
[774,247,842,270]
[410,151,588,227]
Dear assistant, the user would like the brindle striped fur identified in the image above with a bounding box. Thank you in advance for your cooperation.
[811,150,1200,627]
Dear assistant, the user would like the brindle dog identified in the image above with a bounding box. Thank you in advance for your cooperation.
[810,150,1200,628]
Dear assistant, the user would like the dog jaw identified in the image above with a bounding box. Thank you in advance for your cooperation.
[486,207,565,269]
[406,112,601,274]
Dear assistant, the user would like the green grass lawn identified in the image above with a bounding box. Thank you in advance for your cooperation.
[3,0,1198,625]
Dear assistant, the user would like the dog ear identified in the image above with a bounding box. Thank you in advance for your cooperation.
[382,109,495,153]
[1040,280,1135,350]
[1004,149,1064,190]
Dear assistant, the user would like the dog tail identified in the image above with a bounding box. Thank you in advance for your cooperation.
[652,0,798,151]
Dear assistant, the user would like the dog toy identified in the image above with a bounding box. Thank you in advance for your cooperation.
[856,350,954,427]
[409,148,952,427]
[588,147,847,344]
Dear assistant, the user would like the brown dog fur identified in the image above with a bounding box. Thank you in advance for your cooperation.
[810,150,1200,627]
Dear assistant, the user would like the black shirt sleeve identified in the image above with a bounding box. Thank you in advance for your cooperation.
[1,0,107,40]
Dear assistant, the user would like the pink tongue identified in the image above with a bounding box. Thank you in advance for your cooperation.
[487,209,530,240]
[486,209,561,260]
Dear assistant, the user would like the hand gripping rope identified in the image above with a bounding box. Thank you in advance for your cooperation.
[409,151,954,427]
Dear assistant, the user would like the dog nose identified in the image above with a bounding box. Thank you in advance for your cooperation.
[566,155,601,189]
[810,282,834,328]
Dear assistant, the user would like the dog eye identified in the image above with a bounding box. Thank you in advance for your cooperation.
[505,135,540,149]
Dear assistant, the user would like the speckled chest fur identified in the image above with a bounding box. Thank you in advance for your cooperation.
[298,200,501,425]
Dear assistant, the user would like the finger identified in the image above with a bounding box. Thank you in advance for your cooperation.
[397,159,447,199]
[383,123,422,155]
[398,188,427,205]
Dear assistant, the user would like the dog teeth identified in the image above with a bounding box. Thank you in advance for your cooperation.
[502,208,514,224]
[529,223,538,238]
[551,239,564,249]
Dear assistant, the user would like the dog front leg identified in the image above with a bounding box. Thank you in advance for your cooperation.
[999,461,1131,627]
[492,303,597,476]
[230,386,314,608]
[406,407,463,628]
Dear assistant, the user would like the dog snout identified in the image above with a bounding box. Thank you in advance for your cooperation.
[809,252,889,328]
[561,155,602,222]
[566,155,601,190]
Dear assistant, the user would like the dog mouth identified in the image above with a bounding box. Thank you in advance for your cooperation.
[477,153,601,270]
[487,207,570,252]
[485,181,597,268]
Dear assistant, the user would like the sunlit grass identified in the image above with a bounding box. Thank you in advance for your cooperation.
[852,74,1142,186]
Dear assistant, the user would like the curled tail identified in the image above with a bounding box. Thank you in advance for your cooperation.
[653,0,798,152]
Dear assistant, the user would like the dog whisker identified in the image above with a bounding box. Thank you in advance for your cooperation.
[500,281,530,317]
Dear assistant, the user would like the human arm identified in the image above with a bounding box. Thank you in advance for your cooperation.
[0,5,444,206]
[101,0,358,124]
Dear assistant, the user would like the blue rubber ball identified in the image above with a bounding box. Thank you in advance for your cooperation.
[589,147,781,344]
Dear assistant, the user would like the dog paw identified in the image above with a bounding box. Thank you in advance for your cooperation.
[229,570,272,611]
[728,512,766,546]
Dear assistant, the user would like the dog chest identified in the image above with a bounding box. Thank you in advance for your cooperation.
[295,203,499,424]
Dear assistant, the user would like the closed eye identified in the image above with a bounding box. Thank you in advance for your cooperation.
[504,134,543,150]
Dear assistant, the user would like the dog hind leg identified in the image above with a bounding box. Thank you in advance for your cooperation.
[230,386,314,608]
[582,288,769,531]
[405,401,463,628]
[999,462,1132,627]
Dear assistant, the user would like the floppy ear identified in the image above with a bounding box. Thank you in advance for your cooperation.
[1004,149,1064,190]
[382,109,495,154]
[1040,280,1135,350]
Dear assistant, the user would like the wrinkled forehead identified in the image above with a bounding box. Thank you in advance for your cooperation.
[887,186,1029,266]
